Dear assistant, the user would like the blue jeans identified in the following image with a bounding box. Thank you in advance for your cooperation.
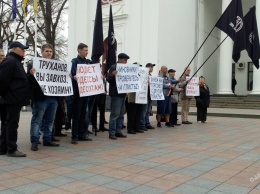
[83,95,96,133]
[140,99,152,127]
[30,97,58,143]
[109,96,125,136]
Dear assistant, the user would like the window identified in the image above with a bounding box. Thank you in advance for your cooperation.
[247,62,254,91]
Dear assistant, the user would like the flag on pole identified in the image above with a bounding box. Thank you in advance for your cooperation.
[106,4,117,72]
[91,0,104,63]
[244,6,260,69]
[12,0,17,20]
[34,0,38,15]
[22,0,28,17]
[215,0,246,63]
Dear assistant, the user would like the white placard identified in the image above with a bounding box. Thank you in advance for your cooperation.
[186,77,200,96]
[135,67,149,104]
[33,57,73,96]
[76,63,105,97]
[116,63,141,93]
[149,76,165,100]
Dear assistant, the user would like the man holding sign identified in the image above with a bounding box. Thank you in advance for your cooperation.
[107,53,130,140]
[28,44,60,151]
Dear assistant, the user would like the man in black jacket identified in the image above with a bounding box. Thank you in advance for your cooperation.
[0,41,29,157]
[106,53,129,140]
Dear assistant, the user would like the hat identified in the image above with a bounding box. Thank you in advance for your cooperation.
[168,69,176,73]
[146,63,155,67]
[9,41,29,49]
[118,53,130,59]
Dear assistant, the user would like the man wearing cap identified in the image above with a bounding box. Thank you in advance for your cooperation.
[0,41,30,157]
[106,53,129,140]
[140,63,156,130]
[168,69,183,126]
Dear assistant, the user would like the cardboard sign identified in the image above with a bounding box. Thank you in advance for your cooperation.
[33,57,73,96]
[136,67,149,104]
[76,63,105,97]
[116,63,141,93]
[186,77,200,96]
[150,76,164,100]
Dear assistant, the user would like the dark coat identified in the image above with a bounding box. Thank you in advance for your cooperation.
[0,52,30,105]
[195,84,210,108]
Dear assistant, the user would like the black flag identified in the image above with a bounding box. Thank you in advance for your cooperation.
[216,0,246,63]
[244,6,260,69]
[106,4,116,72]
[91,0,104,63]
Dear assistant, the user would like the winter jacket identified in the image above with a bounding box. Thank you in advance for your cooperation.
[195,84,210,107]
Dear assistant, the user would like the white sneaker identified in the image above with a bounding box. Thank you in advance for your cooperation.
[65,129,72,133]
[202,121,207,123]
[197,121,202,123]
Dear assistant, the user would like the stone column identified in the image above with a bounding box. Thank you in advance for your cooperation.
[217,0,233,95]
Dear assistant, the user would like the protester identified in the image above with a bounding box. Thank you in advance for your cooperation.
[0,41,30,157]
[195,76,210,123]
[179,66,192,124]
[140,63,155,130]
[28,44,60,151]
[0,49,6,130]
[106,53,129,140]
[70,43,93,144]
[156,66,176,128]
[168,69,183,126]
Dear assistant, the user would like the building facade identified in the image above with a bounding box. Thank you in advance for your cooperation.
[68,0,260,96]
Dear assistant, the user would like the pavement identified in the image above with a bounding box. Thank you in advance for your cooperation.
[0,109,260,194]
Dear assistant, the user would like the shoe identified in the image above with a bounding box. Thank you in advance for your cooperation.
[65,129,72,133]
[187,121,193,124]
[202,121,207,123]
[104,120,109,124]
[115,133,127,138]
[135,129,144,133]
[51,137,60,142]
[31,143,38,151]
[71,139,78,144]
[174,123,181,126]
[78,137,92,141]
[7,150,26,157]
[109,135,117,140]
[100,127,109,132]
[140,127,148,131]
[165,122,174,127]
[182,121,190,124]
[0,150,7,155]
[157,122,162,128]
[146,125,155,129]
[127,130,136,134]
[92,128,100,132]
[43,142,60,147]
[55,133,67,137]
[197,121,202,123]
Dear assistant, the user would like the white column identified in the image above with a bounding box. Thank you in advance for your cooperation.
[217,0,233,95]
[251,0,260,95]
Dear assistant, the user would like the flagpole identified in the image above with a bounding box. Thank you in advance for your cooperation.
[34,14,37,57]
[189,35,229,80]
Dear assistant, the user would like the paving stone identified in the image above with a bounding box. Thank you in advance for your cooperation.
[12,183,51,194]
[213,183,252,194]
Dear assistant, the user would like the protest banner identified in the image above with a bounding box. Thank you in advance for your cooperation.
[76,63,105,97]
[149,76,164,100]
[33,57,73,96]
[136,67,149,104]
[186,77,200,96]
[116,63,141,93]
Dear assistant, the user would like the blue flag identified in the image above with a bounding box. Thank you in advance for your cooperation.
[12,0,17,20]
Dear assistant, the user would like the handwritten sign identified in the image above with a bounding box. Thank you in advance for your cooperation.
[116,63,141,93]
[33,57,73,96]
[186,77,199,96]
[150,76,164,100]
[136,67,149,104]
[76,63,105,97]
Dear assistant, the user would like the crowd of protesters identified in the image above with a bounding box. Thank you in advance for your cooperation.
[0,41,210,157]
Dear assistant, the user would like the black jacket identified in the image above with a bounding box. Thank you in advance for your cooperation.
[0,52,30,105]
[195,85,210,108]
[106,64,126,97]
[27,62,46,101]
